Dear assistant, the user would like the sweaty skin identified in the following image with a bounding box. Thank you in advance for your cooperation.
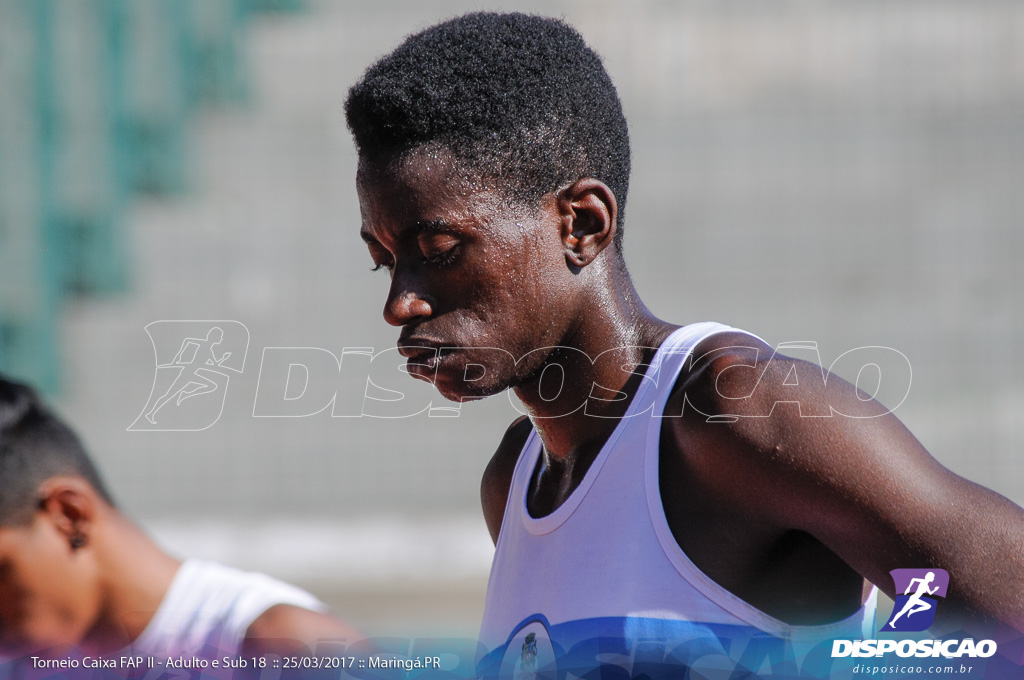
[359,148,1024,629]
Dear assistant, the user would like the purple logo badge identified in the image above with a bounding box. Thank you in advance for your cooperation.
[881,568,950,632]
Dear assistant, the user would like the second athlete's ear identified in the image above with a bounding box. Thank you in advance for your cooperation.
[37,477,97,551]
[558,178,618,267]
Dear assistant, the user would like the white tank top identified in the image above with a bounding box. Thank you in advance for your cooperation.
[132,559,327,658]
[478,322,877,678]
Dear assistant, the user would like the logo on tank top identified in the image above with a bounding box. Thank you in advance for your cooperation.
[499,619,555,680]
[520,633,538,674]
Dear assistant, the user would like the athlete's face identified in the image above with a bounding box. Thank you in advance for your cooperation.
[357,151,578,401]
[0,513,102,655]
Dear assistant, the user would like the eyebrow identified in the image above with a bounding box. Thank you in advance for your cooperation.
[414,219,459,233]
[360,219,461,245]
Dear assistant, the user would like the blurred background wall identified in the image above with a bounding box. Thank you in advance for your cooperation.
[1,0,1022,637]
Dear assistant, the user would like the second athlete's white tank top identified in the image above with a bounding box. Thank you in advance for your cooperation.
[132,559,327,659]
[478,322,877,678]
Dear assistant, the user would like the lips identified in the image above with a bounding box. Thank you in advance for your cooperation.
[397,341,443,360]
[397,338,458,378]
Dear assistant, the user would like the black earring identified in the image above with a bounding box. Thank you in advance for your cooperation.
[69,532,88,550]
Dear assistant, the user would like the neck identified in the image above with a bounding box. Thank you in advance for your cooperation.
[513,265,676,465]
[84,513,181,654]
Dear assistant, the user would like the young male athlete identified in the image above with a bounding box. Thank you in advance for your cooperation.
[345,11,1024,675]
[0,375,356,662]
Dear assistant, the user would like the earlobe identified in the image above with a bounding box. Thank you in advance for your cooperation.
[558,178,618,268]
[37,478,97,550]
[69,532,88,550]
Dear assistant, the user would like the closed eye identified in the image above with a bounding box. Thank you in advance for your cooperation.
[364,240,394,273]
[423,245,461,267]
[419,234,462,268]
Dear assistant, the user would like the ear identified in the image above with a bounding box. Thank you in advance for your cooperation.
[557,178,618,268]
[36,477,98,551]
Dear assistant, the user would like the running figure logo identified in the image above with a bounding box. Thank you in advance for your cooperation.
[129,321,249,431]
[881,568,950,632]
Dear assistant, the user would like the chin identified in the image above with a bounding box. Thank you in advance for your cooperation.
[432,371,512,403]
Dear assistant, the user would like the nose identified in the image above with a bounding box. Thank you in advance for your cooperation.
[383,276,434,327]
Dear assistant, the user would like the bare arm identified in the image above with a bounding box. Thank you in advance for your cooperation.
[481,416,532,545]
[241,604,360,657]
[671,332,1024,626]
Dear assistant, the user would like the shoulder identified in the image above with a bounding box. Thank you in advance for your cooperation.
[481,416,532,545]
[669,329,774,433]
[662,328,916,524]
[670,328,894,445]
[680,329,773,390]
[180,561,359,654]
[661,327,1024,625]
[662,330,787,516]
[662,328,955,572]
[242,604,360,656]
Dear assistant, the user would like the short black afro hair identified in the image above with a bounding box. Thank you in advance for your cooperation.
[0,375,115,525]
[345,12,632,246]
